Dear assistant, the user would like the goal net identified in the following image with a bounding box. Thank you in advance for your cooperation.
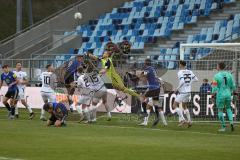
[178,43,240,122]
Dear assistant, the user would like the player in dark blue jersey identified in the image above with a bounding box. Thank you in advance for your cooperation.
[138,59,166,126]
[64,55,83,112]
[43,102,68,127]
[0,65,19,118]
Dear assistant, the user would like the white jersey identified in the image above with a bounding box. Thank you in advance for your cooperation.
[13,70,27,90]
[177,69,198,94]
[40,72,57,93]
[77,72,105,95]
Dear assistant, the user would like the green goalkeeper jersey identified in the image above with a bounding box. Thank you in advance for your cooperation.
[212,71,236,99]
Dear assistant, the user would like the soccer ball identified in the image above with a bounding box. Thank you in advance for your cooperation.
[74,12,82,20]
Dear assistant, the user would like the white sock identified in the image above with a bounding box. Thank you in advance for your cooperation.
[144,109,151,124]
[185,109,191,123]
[41,108,45,118]
[175,108,185,122]
[70,104,74,109]
[160,111,167,125]
[104,104,111,118]
[83,108,90,121]
[25,104,33,113]
[92,108,97,121]
[76,105,82,114]
[107,111,111,118]
[15,106,19,115]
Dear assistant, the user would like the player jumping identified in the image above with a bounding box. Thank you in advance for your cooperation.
[40,64,57,121]
[173,60,198,127]
[43,102,68,127]
[76,60,112,122]
[0,65,19,119]
[88,51,140,98]
[211,62,236,132]
[13,62,35,119]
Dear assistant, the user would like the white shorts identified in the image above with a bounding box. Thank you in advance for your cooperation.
[41,91,56,103]
[175,93,191,103]
[78,95,91,105]
[92,88,107,104]
[17,88,25,100]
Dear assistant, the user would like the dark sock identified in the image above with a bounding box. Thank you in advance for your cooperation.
[68,99,73,106]
[142,102,147,113]
[11,106,15,116]
[5,103,11,111]
[154,106,160,119]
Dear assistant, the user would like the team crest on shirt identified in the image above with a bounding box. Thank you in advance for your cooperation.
[56,108,61,113]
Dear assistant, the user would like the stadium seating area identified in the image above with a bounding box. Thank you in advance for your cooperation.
[184,12,240,60]
[62,0,239,69]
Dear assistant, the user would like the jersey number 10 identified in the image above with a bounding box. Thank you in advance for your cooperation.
[44,76,50,85]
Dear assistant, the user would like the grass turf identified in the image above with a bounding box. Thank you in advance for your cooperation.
[0,108,240,160]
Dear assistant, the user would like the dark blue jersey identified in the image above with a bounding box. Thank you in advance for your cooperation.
[52,102,68,119]
[1,71,18,91]
[66,60,82,75]
[144,66,160,90]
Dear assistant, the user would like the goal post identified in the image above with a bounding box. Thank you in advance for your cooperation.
[180,43,240,87]
[180,43,240,60]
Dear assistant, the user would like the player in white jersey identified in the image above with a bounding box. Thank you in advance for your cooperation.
[75,61,111,123]
[39,64,57,121]
[173,60,198,127]
[13,62,34,119]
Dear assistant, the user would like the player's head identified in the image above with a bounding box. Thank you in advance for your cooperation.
[102,51,111,58]
[179,60,186,69]
[46,64,54,72]
[144,59,151,67]
[83,60,94,73]
[217,62,226,71]
[16,62,22,71]
[76,55,84,62]
[2,64,9,73]
[203,78,208,83]
[43,103,53,113]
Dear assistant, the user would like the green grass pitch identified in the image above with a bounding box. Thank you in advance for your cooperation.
[0,108,240,160]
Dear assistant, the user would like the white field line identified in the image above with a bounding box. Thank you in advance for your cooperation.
[0,116,240,137]
[0,157,25,160]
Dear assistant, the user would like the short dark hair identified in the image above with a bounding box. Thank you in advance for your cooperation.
[179,60,186,67]
[145,59,151,66]
[46,64,52,69]
[43,103,51,111]
[218,62,226,70]
[76,54,84,58]
[2,64,8,69]
[203,78,208,82]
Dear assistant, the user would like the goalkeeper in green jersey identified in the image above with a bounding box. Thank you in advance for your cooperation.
[211,62,236,132]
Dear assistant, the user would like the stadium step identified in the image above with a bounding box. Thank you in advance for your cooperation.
[144,1,240,55]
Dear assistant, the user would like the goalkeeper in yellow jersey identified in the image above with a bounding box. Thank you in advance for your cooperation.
[87,51,140,98]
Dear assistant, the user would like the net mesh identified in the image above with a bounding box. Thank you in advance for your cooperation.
[180,44,240,122]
